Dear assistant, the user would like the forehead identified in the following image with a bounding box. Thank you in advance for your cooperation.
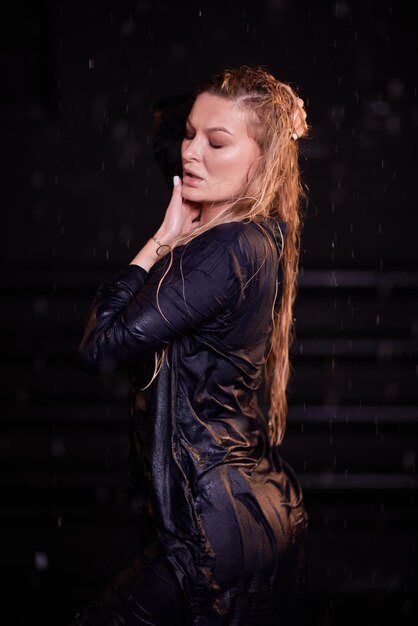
[189,92,251,135]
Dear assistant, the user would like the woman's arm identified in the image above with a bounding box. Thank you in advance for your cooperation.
[78,158,213,372]
[77,224,245,375]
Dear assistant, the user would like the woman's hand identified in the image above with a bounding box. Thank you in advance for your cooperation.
[292,97,308,139]
[129,176,201,271]
[157,176,202,246]
[282,84,308,140]
[293,98,308,139]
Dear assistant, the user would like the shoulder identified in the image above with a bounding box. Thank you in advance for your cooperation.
[188,221,249,245]
[198,220,284,265]
[183,220,278,254]
[171,222,254,272]
[161,219,284,281]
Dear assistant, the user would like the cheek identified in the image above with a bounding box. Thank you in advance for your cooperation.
[206,143,260,191]
[224,151,258,186]
[209,149,246,179]
[247,154,260,180]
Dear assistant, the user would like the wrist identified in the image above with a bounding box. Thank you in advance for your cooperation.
[129,237,164,271]
[151,234,163,252]
[154,226,174,247]
[129,227,174,272]
[151,231,172,257]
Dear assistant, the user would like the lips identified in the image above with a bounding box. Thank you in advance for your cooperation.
[182,169,204,188]
[183,168,203,180]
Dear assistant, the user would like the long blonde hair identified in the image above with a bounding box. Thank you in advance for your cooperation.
[148,65,308,446]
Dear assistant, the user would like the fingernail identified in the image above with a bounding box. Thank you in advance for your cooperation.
[173,175,181,186]
[292,132,298,140]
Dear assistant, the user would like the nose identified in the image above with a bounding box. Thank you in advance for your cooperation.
[182,135,203,162]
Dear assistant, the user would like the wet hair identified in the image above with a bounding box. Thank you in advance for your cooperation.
[149,65,309,446]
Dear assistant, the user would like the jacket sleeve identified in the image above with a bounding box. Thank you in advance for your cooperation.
[77,229,246,374]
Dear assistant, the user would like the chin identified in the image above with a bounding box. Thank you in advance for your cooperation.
[182,188,204,202]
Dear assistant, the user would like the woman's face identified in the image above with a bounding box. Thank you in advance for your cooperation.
[181,92,261,207]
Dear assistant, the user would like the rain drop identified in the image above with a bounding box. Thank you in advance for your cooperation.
[35,551,49,571]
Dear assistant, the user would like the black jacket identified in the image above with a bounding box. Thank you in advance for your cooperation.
[78,217,308,624]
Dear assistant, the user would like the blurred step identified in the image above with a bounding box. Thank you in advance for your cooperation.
[1,420,416,475]
[2,356,417,405]
[3,289,417,336]
[2,268,418,338]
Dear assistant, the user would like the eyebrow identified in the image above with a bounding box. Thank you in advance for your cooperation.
[186,118,234,136]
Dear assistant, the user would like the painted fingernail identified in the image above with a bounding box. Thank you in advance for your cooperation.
[173,175,181,186]
[292,132,298,140]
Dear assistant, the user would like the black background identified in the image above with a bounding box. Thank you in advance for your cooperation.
[1,1,417,625]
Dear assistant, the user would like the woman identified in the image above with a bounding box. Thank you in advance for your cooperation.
[73,65,309,625]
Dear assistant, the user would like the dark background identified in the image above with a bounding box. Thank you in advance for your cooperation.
[1,1,417,624]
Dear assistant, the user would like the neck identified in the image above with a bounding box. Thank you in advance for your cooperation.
[199,201,228,226]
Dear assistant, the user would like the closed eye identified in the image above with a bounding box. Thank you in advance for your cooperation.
[184,133,223,149]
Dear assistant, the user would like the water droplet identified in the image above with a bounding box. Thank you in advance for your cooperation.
[50,438,66,458]
[35,551,49,571]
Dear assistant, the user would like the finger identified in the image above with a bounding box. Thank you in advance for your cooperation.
[292,109,308,133]
[169,175,183,210]
[173,175,182,193]
[293,107,307,121]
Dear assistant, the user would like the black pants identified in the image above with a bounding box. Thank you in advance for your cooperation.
[70,539,308,626]
[71,545,188,626]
